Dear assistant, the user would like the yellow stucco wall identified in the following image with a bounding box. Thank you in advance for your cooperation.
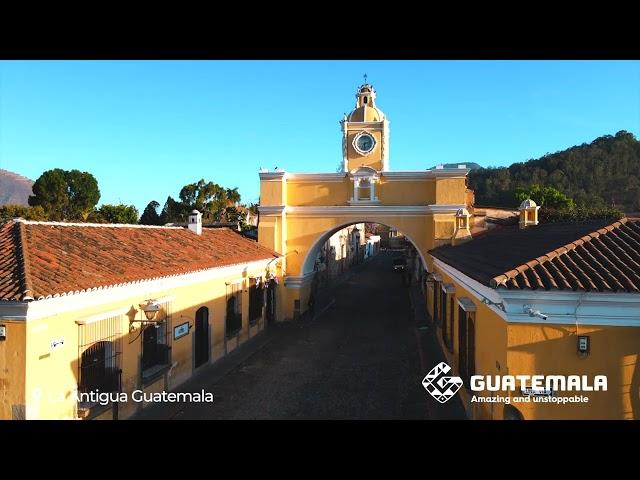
[377,179,435,205]
[429,260,640,420]
[507,323,640,420]
[287,180,350,206]
[260,178,285,206]
[0,321,26,419]
[435,178,467,204]
[3,260,283,420]
[427,266,508,420]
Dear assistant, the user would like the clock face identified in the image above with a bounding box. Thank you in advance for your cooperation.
[355,133,375,154]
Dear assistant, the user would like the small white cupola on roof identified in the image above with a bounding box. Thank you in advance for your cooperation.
[188,209,203,235]
[451,207,472,245]
[519,199,540,229]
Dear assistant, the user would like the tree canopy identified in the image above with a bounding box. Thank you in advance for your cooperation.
[0,204,47,221]
[469,131,640,212]
[28,168,100,221]
[514,184,575,209]
[89,204,139,224]
[139,200,162,225]
[158,179,242,224]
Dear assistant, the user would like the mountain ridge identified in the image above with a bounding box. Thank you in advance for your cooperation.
[0,169,34,206]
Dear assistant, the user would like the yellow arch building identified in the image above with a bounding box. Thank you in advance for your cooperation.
[258,82,473,319]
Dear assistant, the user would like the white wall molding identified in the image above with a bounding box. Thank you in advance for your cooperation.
[0,301,29,321]
[259,171,286,181]
[286,173,347,183]
[258,205,286,216]
[433,258,640,327]
[284,272,315,289]
[286,204,464,217]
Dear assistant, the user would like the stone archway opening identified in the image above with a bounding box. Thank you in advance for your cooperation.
[300,220,428,279]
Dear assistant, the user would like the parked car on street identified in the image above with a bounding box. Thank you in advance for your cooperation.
[393,257,406,272]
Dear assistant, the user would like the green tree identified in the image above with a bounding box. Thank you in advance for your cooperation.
[90,204,139,224]
[225,206,247,229]
[160,195,186,224]
[139,200,162,225]
[468,131,640,212]
[0,205,48,221]
[66,170,101,220]
[178,179,241,222]
[28,168,69,220]
[515,184,575,209]
[28,168,101,221]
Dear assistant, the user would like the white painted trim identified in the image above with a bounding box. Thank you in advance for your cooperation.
[457,297,477,312]
[75,307,130,325]
[384,168,470,179]
[432,258,508,321]
[381,171,432,179]
[352,130,376,156]
[154,295,176,305]
[433,258,640,327]
[258,205,286,216]
[345,122,383,129]
[504,313,640,327]
[15,218,183,230]
[286,173,347,182]
[286,204,465,217]
[0,302,29,321]
[347,200,382,206]
[259,171,286,181]
[5,259,276,322]
[284,272,315,289]
[442,283,455,294]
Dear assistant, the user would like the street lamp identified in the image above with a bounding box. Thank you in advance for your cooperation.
[141,300,160,321]
[129,300,162,332]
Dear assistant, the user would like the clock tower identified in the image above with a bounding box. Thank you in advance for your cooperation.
[340,82,389,173]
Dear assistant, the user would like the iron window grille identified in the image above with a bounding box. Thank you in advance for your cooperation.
[141,302,172,385]
[249,277,265,325]
[226,281,243,338]
[458,307,476,386]
[77,315,123,409]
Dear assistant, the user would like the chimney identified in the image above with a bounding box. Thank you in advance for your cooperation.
[518,199,540,229]
[188,209,202,235]
[451,207,472,245]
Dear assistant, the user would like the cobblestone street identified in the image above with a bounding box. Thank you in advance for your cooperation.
[135,252,466,420]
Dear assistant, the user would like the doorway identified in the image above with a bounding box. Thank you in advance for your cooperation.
[195,307,209,368]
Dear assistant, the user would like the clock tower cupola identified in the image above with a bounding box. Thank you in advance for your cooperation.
[340,81,389,173]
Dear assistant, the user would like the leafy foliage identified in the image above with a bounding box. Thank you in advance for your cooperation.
[158,179,242,224]
[139,200,162,225]
[514,184,575,209]
[89,204,139,224]
[0,204,47,221]
[28,168,100,221]
[539,206,624,223]
[469,131,640,212]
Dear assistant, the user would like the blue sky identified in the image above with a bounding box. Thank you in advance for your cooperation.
[1,60,638,213]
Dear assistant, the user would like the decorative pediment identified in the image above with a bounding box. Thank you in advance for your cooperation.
[349,166,379,179]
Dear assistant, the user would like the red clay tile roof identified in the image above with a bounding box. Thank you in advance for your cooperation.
[430,218,640,293]
[0,220,280,301]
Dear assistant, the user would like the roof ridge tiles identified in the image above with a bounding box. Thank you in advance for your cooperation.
[487,219,639,292]
[16,222,34,301]
[14,218,185,229]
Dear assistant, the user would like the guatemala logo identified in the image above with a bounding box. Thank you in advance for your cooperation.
[422,362,463,404]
